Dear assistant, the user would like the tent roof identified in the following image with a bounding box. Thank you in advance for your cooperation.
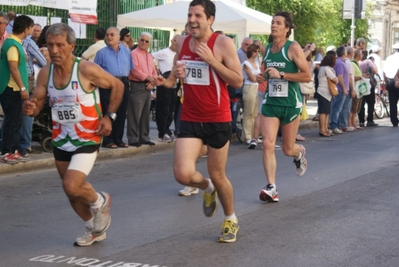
[117,0,271,36]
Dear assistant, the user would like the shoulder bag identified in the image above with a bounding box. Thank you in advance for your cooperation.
[299,79,315,95]
[325,68,338,97]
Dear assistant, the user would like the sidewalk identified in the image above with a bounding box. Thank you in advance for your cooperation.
[0,99,319,176]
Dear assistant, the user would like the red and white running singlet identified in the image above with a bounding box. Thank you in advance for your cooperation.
[179,33,231,122]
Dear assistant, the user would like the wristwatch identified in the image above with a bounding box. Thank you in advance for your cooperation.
[279,72,285,79]
[106,112,117,122]
[20,87,26,92]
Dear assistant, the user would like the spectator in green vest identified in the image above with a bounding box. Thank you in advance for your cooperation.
[0,15,34,164]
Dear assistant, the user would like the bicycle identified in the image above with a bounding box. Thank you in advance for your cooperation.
[374,82,389,119]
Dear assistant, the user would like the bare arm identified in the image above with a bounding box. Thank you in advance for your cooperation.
[80,60,124,113]
[9,61,29,100]
[265,41,311,82]
[198,35,243,88]
[22,65,50,117]
[243,64,257,83]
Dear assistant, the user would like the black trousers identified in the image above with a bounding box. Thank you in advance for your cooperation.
[0,87,22,154]
[387,79,399,126]
[99,78,129,146]
[155,85,177,138]
[358,85,376,124]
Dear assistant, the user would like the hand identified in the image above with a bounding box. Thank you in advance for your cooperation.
[351,90,356,98]
[20,90,29,100]
[343,89,348,96]
[155,75,165,86]
[146,76,156,85]
[265,67,279,79]
[256,73,266,83]
[174,60,186,79]
[309,43,316,52]
[146,82,154,90]
[22,97,37,116]
[96,116,112,136]
[395,79,399,88]
[196,42,214,64]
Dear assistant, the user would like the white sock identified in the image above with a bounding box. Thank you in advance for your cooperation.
[295,151,302,161]
[204,179,215,193]
[85,217,94,230]
[91,192,105,210]
[225,213,238,223]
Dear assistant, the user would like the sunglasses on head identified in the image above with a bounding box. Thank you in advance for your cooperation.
[140,39,150,44]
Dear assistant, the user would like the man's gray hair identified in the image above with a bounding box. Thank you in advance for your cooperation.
[0,11,9,23]
[346,46,353,55]
[140,31,152,39]
[356,37,365,46]
[46,23,76,44]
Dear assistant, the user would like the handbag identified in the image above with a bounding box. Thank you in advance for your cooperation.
[325,70,338,96]
[299,80,315,95]
[354,77,371,98]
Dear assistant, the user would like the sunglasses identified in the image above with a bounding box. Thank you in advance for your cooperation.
[140,39,150,44]
[125,35,131,38]
[106,33,118,37]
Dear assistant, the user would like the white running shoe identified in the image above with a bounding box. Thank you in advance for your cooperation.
[92,192,112,234]
[178,186,199,196]
[294,145,307,176]
[332,128,343,134]
[74,227,106,246]
[158,134,172,143]
[248,138,257,149]
[259,184,279,202]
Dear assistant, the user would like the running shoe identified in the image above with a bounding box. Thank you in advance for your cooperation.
[13,151,28,162]
[203,189,218,217]
[248,138,257,149]
[74,227,106,247]
[217,219,239,243]
[158,134,172,143]
[259,184,279,202]
[1,153,19,164]
[294,145,307,176]
[332,128,343,134]
[92,192,112,234]
[179,186,199,196]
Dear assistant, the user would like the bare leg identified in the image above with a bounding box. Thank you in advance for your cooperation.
[207,141,234,216]
[56,161,98,221]
[281,116,301,158]
[260,116,280,185]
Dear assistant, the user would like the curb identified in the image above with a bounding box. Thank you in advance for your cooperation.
[0,142,175,177]
[0,121,319,176]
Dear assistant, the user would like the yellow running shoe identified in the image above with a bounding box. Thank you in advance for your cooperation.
[217,219,239,243]
[202,190,218,217]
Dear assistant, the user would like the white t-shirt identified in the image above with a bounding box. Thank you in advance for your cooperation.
[152,47,175,74]
[383,52,399,79]
[242,60,260,85]
[318,66,337,101]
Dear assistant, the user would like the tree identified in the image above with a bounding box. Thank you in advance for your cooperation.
[246,0,370,49]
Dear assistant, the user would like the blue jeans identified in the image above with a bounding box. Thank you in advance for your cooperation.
[330,91,346,130]
[18,114,33,154]
[338,94,352,129]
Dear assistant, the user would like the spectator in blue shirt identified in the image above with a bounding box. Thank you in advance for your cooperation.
[94,27,134,148]
[18,35,47,155]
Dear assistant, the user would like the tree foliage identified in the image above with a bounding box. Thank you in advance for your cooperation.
[246,0,370,49]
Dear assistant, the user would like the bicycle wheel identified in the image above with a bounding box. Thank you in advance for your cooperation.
[235,98,244,143]
[374,95,385,119]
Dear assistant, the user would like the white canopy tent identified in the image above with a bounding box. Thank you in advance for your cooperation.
[117,0,272,44]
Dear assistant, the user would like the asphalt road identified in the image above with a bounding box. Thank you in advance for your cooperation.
[1,122,399,267]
